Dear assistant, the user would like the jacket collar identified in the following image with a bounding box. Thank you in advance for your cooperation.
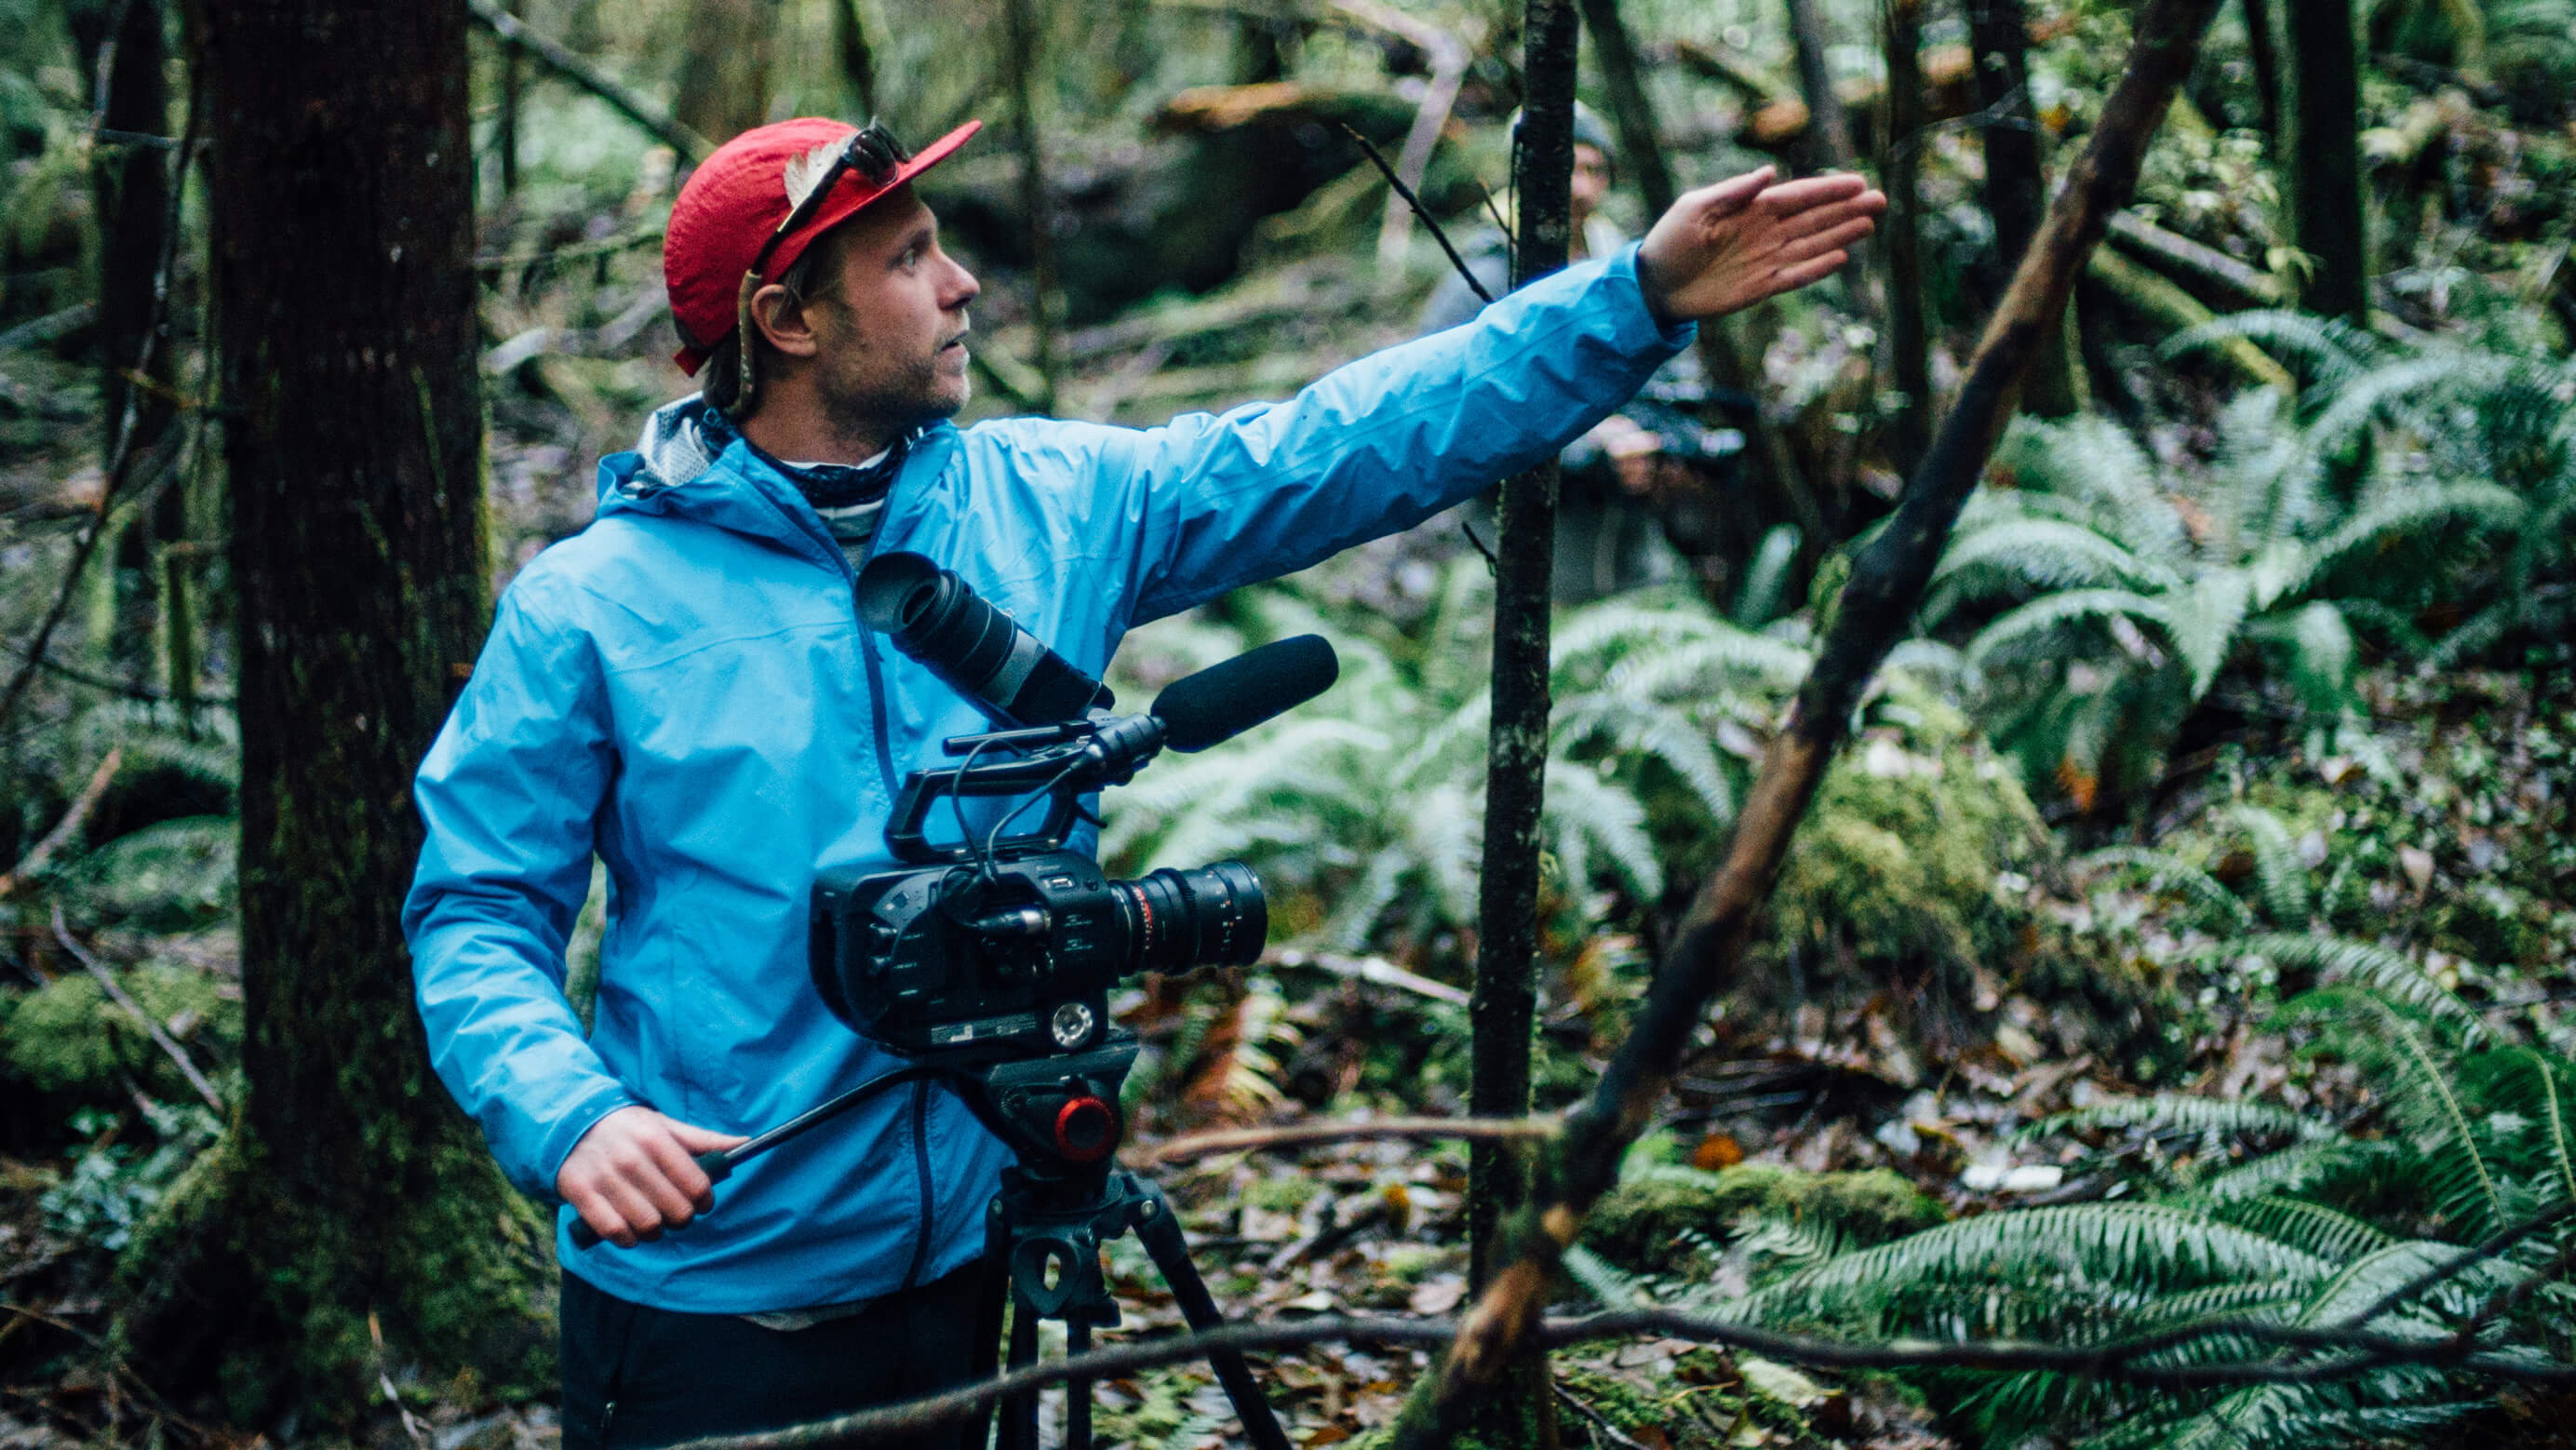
[595,395,956,570]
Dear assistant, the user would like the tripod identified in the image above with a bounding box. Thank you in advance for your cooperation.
[572,1034,1291,1450]
[950,1036,1291,1450]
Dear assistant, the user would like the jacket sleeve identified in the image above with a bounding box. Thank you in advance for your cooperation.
[403,578,636,1200]
[1114,243,1695,622]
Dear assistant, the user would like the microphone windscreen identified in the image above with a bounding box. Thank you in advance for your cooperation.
[1151,635,1340,753]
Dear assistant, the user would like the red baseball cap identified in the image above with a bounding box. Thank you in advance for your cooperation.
[664,117,982,375]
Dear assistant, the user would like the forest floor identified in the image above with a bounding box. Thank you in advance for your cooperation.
[6,654,2565,1446]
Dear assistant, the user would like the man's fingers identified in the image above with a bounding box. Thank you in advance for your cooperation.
[1758,173,1880,217]
[641,1131,717,1215]
[1692,165,1776,219]
[1775,216,1881,267]
[1769,250,1852,293]
[1776,195,1887,242]
[667,1120,750,1157]
[595,1175,667,1244]
[568,1187,637,1250]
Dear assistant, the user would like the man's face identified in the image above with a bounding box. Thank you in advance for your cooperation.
[803,183,981,436]
[1569,144,1610,227]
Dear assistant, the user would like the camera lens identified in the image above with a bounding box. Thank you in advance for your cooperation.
[852,552,1111,727]
[1110,863,1266,975]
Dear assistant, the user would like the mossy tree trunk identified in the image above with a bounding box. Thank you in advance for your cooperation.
[2284,0,2367,322]
[1462,4,1576,1445]
[127,0,549,1422]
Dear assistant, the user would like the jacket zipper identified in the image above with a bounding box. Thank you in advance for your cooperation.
[899,1079,935,1289]
[750,453,926,1267]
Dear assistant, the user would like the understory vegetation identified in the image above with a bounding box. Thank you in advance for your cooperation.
[4,0,2573,1444]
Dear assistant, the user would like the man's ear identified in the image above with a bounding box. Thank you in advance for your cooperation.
[749,282,823,359]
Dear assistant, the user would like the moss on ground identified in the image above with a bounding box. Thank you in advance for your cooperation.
[1583,1162,1944,1273]
[1,962,240,1107]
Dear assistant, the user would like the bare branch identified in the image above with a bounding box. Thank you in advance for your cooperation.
[1341,125,1491,307]
[662,1256,2576,1450]
[1147,1116,1555,1166]
[463,0,712,163]
[0,747,122,900]
[52,903,226,1113]
[1389,3,2231,1442]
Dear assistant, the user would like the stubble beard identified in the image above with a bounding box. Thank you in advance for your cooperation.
[817,347,968,450]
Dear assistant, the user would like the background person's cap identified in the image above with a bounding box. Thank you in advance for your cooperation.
[664,117,981,375]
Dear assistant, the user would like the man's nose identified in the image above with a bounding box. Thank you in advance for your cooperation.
[943,256,980,310]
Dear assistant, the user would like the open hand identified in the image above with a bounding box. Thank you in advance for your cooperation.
[1635,168,1886,326]
[557,1105,747,1248]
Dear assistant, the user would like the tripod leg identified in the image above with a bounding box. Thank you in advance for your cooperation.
[1000,1289,1041,1450]
[1131,1187,1292,1450]
[1065,1319,1092,1450]
[965,1209,1010,1450]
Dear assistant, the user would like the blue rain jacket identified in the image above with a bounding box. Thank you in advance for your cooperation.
[405,246,1693,1313]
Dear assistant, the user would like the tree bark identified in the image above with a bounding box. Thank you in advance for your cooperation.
[673,0,777,145]
[2239,0,2280,146]
[1783,0,1854,173]
[2284,0,2367,322]
[1883,0,1931,477]
[71,0,172,471]
[1391,2,2226,1442]
[130,0,548,1418]
[1001,0,1059,410]
[1968,0,2081,416]
[835,0,878,117]
[1462,3,1579,1444]
[1574,0,1672,215]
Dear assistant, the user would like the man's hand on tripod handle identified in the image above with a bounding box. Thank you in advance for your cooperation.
[560,1105,748,1249]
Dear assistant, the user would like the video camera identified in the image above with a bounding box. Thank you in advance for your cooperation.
[808,553,1339,1066]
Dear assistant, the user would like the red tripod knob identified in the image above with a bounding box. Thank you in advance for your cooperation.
[1053,1095,1118,1162]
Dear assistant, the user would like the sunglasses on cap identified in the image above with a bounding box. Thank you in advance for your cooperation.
[731,120,912,404]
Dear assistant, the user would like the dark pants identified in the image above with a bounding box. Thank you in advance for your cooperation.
[560,1258,998,1450]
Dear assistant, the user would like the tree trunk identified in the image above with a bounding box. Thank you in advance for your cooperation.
[672,0,776,145]
[1000,0,1058,409]
[71,0,173,471]
[835,0,878,117]
[1391,3,2227,1440]
[2239,0,2280,147]
[1462,3,1578,1444]
[1575,0,1673,214]
[127,0,548,1418]
[1969,0,2082,417]
[1883,0,1931,477]
[500,0,523,195]
[1784,0,1854,172]
[2284,0,2367,322]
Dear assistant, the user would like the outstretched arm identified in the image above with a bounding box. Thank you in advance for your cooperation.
[1635,168,1886,326]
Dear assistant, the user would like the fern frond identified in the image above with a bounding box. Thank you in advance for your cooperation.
[1733,524,1802,626]
[2241,934,2489,1047]
[2018,1094,2327,1146]
[1936,519,2182,595]
[1966,589,2178,669]
[1543,763,1660,901]
[2077,847,2254,930]
[2226,806,2311,927]
[2204,1196,2395,1265]
[2293,479,2529,595]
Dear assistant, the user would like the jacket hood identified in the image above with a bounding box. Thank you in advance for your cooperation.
[593,395,842,568]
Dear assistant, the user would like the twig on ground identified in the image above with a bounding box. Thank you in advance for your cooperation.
[1147,1116,1555,1166]
[1553,1381,1650,1450]
[0,747,121,899]
[1269,947,1470,1005]
[52,903,226,1113]
[664,1279,2576,1450]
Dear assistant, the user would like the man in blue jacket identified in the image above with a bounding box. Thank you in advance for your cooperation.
[405,115,1879,1446]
